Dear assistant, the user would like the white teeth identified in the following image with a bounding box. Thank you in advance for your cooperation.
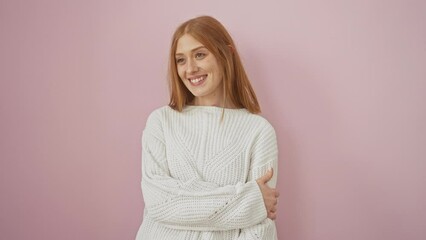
[189,76,206,83]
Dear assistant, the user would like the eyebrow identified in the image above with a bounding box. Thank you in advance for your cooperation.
[175,46,207,56]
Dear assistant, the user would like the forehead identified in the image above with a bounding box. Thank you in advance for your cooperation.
[176,34,205,54]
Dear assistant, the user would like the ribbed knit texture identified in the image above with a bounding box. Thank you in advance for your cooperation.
[136,105,278,240]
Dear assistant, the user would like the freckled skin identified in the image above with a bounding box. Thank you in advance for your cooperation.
[175,34,224,106]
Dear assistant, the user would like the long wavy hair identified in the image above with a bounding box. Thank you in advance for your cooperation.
[168,16,260,114]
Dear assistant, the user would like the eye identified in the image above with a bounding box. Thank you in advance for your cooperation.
[195,52,206,59]
[176,58,185,64]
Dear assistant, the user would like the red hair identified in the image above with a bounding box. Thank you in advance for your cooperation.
[168,16,260,114]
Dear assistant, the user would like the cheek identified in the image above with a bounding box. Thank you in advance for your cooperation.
[177,67,185,80]
[211,63,223,79]
[200,60,215,74]
[207,59,221,76]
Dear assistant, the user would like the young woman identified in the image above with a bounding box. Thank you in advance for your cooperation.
[136,16,279,240]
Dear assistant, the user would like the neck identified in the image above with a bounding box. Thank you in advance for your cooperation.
[191,96,236,109]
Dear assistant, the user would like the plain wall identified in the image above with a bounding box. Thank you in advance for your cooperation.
[1,0,425,239]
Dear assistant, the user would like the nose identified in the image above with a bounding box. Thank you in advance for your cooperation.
[186,58,198,74]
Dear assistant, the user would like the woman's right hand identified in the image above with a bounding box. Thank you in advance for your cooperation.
[256,169,279,220]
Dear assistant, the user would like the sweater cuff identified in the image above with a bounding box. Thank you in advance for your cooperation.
[221,180,267,228]
[249,180,268,220]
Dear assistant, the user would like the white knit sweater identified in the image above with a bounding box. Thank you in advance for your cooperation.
[136,105,278,240]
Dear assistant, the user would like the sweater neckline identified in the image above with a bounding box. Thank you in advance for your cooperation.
[182,105,249,113]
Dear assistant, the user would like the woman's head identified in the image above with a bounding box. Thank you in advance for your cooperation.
[168,15,260,113]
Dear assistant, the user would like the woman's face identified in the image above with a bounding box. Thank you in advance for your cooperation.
[175,34,224,106]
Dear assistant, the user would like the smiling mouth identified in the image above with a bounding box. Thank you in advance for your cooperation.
[188,75,207,86]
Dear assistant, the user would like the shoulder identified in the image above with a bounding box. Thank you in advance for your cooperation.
[144,105,176,133]
[145,105,177,124]
[243,113,277,136]
[238,114,278,151]
[248,115,278,158]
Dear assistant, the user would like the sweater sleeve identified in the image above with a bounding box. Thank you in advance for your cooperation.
[238,121,279,239]
[140,111,267,231]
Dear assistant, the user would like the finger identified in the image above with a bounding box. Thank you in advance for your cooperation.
[270,206,277,213]
[267,168,273,181]
[258,169,273,183]
[264,169,273,182]
[268,211,277,220]
[275,191,280,198]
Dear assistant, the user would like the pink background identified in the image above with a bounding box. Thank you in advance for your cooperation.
[1,0,425,239]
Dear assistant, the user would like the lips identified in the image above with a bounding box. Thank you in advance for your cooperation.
[188,74,207,86]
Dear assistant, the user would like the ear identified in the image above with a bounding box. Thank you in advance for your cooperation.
[228,44,234,53]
